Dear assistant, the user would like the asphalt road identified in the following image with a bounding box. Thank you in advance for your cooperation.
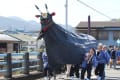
[37,65,120,80]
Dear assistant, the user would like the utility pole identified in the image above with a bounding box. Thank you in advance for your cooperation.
[65,0,68,30]
[88,15,91,35]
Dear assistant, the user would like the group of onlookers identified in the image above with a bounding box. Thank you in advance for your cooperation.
[41,43,120,80]
[67,44,110,80]
[66,44,120,80]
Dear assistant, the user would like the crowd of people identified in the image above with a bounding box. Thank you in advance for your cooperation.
[41,43,120,80]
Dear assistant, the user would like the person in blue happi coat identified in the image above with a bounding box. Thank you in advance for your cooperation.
[115,47,120,65]
[42,48,53,77]
[95,45,110,80]
[81,48,97,80]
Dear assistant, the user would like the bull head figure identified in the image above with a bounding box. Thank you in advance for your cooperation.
[35,4,55,40]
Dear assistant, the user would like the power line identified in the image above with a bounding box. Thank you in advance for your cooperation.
[77,0,112,20]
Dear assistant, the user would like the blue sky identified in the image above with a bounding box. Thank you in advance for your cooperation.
[0,0,120,27]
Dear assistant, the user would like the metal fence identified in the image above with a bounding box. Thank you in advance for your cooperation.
[0,52,44,80]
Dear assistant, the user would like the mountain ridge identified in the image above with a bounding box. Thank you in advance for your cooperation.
[0,16,41,31]
[0,16,74,32]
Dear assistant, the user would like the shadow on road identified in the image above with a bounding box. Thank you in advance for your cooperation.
[106,76,120,80]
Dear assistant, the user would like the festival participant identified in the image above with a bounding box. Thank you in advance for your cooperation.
[66,64,72,78]
[95,45,110,80]
[42,49,53,80]
[102,45,110,79]
[116,47,120,64]
[110,46,118,69]
[69,64,80,78]
[81,48,97,80]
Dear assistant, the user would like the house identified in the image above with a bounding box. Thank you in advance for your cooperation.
[9,33,37,52]
[0,33,20,53]
[75,21,120,46]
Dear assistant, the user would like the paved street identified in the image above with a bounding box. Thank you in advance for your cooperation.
[37,65,120,80]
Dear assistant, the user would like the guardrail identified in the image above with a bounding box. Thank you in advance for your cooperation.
[0,52,44,80]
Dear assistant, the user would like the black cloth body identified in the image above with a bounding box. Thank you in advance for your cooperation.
[37,12,97,69]
[43,23,96,69]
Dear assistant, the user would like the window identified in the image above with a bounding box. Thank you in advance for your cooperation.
[13,43,19,53]
[113,31,120,40]
[90,30,98,39]
[0,43,7,53]
[98,31,108,40]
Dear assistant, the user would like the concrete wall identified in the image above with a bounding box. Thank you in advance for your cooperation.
[7,43,13,53]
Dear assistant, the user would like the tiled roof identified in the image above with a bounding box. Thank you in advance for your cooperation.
[76,21,120,28]
[9,33,36,41]
[0,34,20,41]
